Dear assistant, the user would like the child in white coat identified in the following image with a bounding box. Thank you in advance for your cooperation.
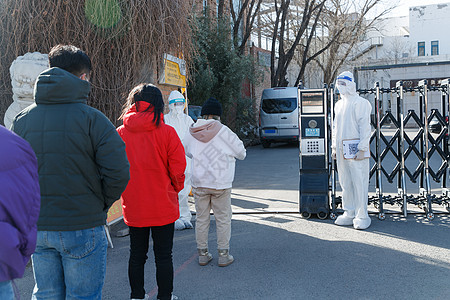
[184,97,246,267]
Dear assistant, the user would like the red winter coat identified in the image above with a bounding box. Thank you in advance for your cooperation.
[117,102,186,227]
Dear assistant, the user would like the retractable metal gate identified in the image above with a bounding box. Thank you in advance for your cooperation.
[329,79,450,220]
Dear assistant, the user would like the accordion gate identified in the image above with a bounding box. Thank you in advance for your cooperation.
[329,79,450,221]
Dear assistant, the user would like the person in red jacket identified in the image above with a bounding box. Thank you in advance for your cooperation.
[117,83,186,300]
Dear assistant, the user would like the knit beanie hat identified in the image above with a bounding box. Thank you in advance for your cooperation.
[201,97,222,117]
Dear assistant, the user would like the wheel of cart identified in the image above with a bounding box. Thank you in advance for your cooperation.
[301,211,311,219]
[317,211,328,220]
[378,212,386,220]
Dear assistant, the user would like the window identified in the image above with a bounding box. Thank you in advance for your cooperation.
[431,41,439,56]
[262,98,297,114]
[418,42,425,56]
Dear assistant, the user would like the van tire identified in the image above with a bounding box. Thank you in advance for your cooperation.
[261,140,271,148]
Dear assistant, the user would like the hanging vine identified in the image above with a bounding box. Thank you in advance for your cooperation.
[0,0,194,124]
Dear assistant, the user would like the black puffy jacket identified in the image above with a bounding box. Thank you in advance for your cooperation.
[12,67,130,231]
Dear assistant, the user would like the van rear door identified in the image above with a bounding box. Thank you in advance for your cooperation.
[260,96,282,138]
[275,97,298,138]
[260,87,298,139]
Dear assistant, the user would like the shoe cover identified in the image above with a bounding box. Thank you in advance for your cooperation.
[335,214,354,226]
[174,219,185,230]
[353,217,371,230]
[183,219,193,229]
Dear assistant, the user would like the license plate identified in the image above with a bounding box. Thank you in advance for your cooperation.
[264,129,276,134]
[305,128,320,137]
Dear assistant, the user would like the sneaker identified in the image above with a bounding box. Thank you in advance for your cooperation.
[218,249,234,267]
[198,248,213,266]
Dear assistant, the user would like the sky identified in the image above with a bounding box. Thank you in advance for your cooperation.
[385,0,450,17]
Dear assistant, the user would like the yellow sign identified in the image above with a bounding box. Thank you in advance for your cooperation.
[159,54,186,87]
[106,198,123,225]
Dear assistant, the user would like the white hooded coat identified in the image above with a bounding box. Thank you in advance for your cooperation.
[164,91,194,227]
[332,71,372,230]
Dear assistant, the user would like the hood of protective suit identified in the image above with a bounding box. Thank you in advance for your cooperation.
[189,119,223,143]
[168,90,186,116]
[336,71,357,98]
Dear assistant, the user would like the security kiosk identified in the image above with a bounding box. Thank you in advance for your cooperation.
[298,88,329,219]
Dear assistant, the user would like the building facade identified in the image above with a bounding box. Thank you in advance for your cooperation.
[350,3,450,117]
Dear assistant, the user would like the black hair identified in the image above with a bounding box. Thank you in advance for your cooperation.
[119,83,164,126]
[48,44,92,77]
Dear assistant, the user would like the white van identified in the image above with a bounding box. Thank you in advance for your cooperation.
[259,87,299,148]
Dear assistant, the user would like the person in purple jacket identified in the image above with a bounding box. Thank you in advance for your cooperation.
[0,125,40,299]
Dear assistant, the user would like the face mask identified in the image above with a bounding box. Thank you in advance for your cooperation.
[174,105,185,115]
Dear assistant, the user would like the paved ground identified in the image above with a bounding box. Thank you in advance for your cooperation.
[14,142,450,299]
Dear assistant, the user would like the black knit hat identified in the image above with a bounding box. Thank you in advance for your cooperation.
[201,97,222,117]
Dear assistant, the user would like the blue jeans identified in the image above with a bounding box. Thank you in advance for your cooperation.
[0,280,14,300]
[31,226,108,300]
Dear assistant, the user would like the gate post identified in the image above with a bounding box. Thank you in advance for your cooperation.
[329,84,338,220]
[419,80,434,220]
[441,79,449,195]
[375,82,384,218]
[396,81,408,216]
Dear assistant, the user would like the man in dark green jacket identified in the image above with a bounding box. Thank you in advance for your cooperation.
[11,44,130,300]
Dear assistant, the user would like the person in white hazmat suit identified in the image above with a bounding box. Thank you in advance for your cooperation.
[332,71,372,230]
[164,90,195,230]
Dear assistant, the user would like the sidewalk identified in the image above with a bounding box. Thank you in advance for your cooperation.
[15,213,450,299]
[13,144,450,299]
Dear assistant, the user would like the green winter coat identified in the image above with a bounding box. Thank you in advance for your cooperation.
[12,67,130,231]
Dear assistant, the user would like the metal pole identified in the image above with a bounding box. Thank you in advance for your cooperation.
[419,84,425,193]
[324,83,328,169]
[420,79,434,219]
[330,84,337,219]
[441,79,449,194]
[375,82,384,218]
[397,81,407,216]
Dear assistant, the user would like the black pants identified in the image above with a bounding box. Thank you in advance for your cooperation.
[128,223,174,300]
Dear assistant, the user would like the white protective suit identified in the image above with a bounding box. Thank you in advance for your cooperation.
[332,71,372,230]
[164,91,195,230]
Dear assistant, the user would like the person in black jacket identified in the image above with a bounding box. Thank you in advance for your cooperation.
[12,44,130,300]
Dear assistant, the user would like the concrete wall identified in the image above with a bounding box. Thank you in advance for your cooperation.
[409,3,450,56]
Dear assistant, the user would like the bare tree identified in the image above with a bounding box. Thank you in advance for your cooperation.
[217,0,263,55]
[382,36,413,64]
[312,0,392,85]
[258,0,392,87]
[266,0,338,87]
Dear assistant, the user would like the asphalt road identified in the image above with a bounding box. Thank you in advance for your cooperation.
[14,142,450,299]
